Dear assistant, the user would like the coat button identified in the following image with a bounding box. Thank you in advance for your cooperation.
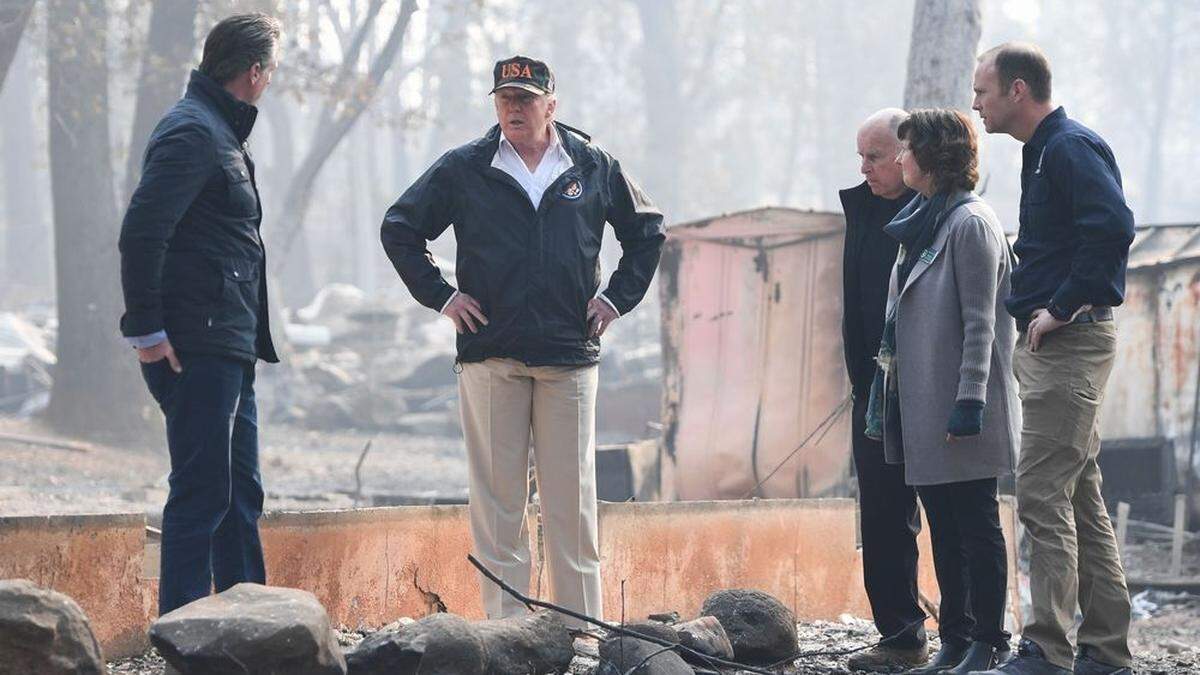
[234,270,240,278]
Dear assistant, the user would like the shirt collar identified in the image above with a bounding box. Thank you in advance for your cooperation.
[496,125,569,167]
[1026,106,1067,150]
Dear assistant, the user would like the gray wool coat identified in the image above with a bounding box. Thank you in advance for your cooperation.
[881,191,1019,486]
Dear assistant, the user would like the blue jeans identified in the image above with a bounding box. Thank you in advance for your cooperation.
[141,353,265,615]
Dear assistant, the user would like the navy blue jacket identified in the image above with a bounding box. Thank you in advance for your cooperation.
[1007,107,1135,321]
[119,70,278,364]
[381,122,665,366]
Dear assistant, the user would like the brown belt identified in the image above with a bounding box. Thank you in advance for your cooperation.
[1017,306,1112,333]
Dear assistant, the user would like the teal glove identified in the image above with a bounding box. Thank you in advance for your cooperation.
[948,399,984,437]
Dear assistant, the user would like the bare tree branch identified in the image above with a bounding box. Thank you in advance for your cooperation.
[320,0,349,50]
[272,0,419,271]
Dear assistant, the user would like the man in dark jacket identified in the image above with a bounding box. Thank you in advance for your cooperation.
[118,13,281,615]
[381,56,664,625]
[840,109,928,673]
[972,43,1134,675]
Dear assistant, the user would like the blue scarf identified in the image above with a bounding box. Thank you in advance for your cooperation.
[885,191,950,291]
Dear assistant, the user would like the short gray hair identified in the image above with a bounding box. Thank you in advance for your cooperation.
[862,107,909,137]
[198,13,281,84]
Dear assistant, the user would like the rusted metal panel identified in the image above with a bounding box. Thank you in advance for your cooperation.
[1108,264,1200,451]
[660,207,852,500]
[1103,223,1200,494]
[1103,274,1161,439]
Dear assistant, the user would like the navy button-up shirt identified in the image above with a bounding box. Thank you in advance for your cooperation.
[1006,107,1135,322]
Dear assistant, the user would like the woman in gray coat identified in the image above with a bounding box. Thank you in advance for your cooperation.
[866,109,1018,675]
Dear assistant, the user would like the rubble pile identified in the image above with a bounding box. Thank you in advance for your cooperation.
[0,311,55,417]
[275,284,461,435]
[4,576,813,674]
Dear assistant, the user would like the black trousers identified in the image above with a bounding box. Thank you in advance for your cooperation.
[141,353,266,615]
[915,478,1011,650]
[851,394,926,648]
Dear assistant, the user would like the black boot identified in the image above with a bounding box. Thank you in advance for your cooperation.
[945,641,1009,674]
[903,642,969,674]
[970,638,1071,674]
[1073,645,1132,675]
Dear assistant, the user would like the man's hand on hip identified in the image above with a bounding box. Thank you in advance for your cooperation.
[587,298,618,338]
[1028,304,1092,352]
[443,292,489,334]
[137,338,183,372]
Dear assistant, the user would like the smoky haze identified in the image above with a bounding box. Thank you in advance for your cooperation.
[0,0,1193,506]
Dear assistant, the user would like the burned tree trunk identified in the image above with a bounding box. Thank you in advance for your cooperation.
[124,0,200,200]
[1141,1,1176,224]
[46,0,151,438]
[903,0,983,111]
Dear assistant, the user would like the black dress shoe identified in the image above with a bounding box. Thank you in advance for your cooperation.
[1073,645,1132,675]
[945,641,1009,674]
[903,642,969,674]
[969,638,1071,674]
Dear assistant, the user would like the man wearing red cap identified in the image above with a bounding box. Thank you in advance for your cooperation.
[381,56,664,624]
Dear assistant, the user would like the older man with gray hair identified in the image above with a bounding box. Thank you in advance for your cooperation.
[839,109,927,672]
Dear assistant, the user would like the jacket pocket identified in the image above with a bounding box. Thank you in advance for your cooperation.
[213,258,261,335]
[223,160,257,216]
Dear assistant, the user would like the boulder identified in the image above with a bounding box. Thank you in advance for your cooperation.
[475,610,574,674]
[150,583,346,675]
[700,588,796,665]
[674,616,734,664]
[598,632,692,675]
[346,613,485,675]
[0,579,105,675]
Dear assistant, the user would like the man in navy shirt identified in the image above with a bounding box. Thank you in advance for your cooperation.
[971,43,1134,675]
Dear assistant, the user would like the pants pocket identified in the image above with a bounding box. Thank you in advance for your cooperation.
[140,359,178,406]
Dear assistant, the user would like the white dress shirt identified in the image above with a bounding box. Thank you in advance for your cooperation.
[491,127,573,210]
[441,126,620,317]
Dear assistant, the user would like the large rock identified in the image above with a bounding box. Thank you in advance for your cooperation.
[598,632,692,675]
[700,589,796,665]
[150,583,346,675]
[346,613,485,675]
[0,579,105,675]
[475,610,575,674]
[675,616,734,664]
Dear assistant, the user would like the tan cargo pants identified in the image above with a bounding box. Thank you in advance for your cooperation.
[458,358,602,628]
[1013,321,1132,669]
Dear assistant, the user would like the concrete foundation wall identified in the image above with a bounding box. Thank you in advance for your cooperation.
[0,514,154,657]
[0,498,1020,659]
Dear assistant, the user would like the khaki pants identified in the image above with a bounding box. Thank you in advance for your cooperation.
[1013,322,1131,669]
[458,358,602,627]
